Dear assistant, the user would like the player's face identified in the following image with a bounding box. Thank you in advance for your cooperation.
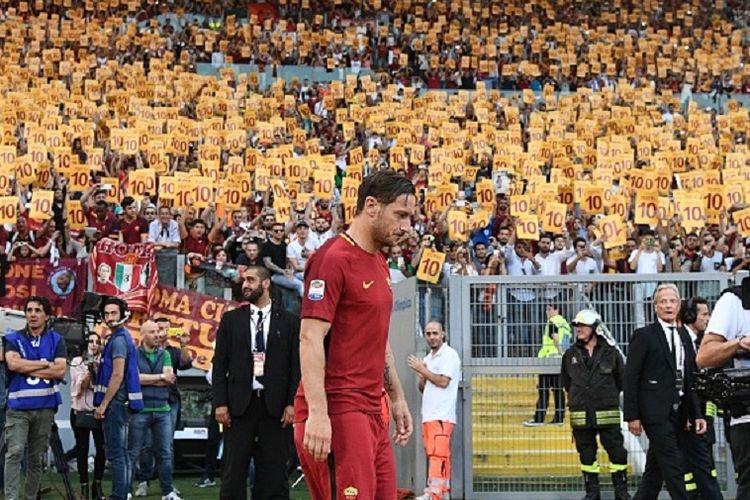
[373,194,416,247]
[654,288,680,323]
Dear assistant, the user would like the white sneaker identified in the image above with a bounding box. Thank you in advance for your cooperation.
[523,419,544,427]
[162,491,183,500]
[135,481,148,497]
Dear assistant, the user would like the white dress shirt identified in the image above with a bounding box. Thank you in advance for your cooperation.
[250,302,272,390]
[147,219,181,244]
[658,318,684,395]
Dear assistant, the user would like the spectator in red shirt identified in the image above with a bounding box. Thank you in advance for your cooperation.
[10,215,34,247]
[116,196,148,244]
[86,201,117,242]
[182,218,212,292]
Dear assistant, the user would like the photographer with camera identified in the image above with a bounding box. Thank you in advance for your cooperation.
[696,285,750,498]
[70,332,106,500]
[4,296,67,500]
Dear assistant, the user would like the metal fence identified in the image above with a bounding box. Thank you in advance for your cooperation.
[445,273,735,499]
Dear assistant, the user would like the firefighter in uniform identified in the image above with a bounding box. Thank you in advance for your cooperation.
[561,309,630,500]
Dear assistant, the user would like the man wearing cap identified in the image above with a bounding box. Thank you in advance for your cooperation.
[561,309,630,500]
[287,221,318,281]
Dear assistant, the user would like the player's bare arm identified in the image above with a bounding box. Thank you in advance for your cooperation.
[385,341,413,446]
[299,317,332,461]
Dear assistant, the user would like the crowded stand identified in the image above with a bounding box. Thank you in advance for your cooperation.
[0,0,748,305]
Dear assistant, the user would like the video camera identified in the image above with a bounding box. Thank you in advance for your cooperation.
[51,292,111,361]
[693,368,750,415]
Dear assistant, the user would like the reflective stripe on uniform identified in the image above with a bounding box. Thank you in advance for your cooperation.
[570,411,587,428]
[685,472,697,491]
[581,461,600,474]
[595,409,620,425]
[129,392,143,400]
[7,386,60,399]
[705,401,717,418]
[609,463,628,472]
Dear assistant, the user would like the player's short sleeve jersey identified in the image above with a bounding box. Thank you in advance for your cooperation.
[295,233,393,418]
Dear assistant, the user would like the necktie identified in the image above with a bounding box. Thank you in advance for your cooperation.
[255,310,265,353]
[669,326,678,370]
[161,224,169,239]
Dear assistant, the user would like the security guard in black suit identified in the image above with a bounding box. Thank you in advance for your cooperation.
[679,297,723,500]
[212,265,301,500]
[561,309,630,500]
[624,283,705,500]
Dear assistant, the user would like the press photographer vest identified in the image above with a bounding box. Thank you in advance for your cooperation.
[6,330,63,410]
[136,346,169,410]
[94,327,144,412]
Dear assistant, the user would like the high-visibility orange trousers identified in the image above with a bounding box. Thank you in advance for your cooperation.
[422,420,454,500]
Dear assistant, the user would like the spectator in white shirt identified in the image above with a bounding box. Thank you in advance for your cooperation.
[628,232,665,274]
[628,231,665,300]
[566,238,599,295]
[694,233,726,299]
[147,206,181,250]
[566,238,599,276]
[535,233,574,276]
[286,221,318,280]
[310,215,337,248]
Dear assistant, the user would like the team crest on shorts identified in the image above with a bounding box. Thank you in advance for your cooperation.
[308,279,325,301]
[343,486,358,499]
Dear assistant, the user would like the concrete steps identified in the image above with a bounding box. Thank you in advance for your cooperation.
[471,374,627,477]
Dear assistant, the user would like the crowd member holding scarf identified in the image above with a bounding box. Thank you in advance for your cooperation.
[3,296,67,500]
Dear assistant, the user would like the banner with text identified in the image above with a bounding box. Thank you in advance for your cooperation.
[124,285,242,371]
[0,258,87,316]
[89,239,157,313]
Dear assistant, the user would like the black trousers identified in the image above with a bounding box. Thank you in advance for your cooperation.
[533,374,565,423]
[677,424,722,500]
[219,391,291,500]
[730,422,750,500]
[573,426,628,469]
[70,409,105,484]
[204,415,222,480]
[635,419,689,500]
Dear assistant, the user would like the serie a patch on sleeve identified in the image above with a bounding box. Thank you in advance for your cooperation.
[308,279,325,301]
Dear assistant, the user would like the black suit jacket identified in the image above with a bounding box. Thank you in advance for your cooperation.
[624,322,702,425]
[212,304,300,418]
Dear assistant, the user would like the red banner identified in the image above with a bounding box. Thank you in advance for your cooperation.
[89,239,157,313]
[124,285,242,371]
[0,258,87,316]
